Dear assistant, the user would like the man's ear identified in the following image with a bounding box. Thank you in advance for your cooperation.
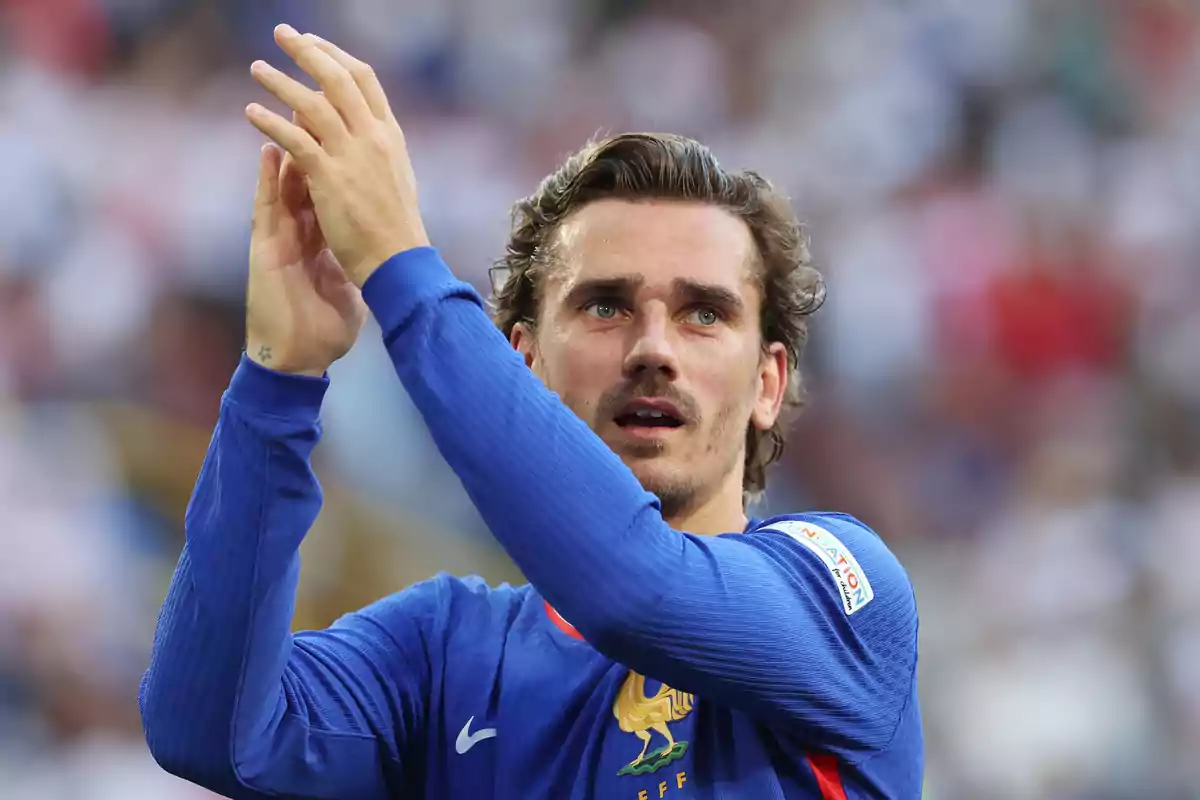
[750,342,788,432]
[510,321,537,370]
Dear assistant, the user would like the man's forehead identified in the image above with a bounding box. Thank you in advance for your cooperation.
[549,199,758,293]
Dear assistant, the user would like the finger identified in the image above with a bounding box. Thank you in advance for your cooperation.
[250,59,346,147]
[279,149,311,210]
[307,35,392,122]
[245,102,324,173]
[279,110,317,209]
[274,24,374,132]
[292,105,321,143]
[252,143,283,236]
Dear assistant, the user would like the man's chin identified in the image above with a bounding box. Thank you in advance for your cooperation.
[599,429,690,496]
[625,460,699,519]
[615,449,683,487]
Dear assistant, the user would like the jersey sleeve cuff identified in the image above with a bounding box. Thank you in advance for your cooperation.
[225,353,329,421]
[361,247,485,342]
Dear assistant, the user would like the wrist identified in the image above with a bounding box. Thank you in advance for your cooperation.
[352,229,431,286]
[246,341,328,378]
[228,353,329,420]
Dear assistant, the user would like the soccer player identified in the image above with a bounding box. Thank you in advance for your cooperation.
[140,24,923,800]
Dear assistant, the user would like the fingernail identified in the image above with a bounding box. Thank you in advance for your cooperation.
[275,23,298,38]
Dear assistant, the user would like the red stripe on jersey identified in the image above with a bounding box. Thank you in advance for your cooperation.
[806,753,848,800]
[544,601,584,640]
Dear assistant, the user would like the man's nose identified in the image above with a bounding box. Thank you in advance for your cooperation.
[622,308,679,381]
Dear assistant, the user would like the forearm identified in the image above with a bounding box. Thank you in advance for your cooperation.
[139,357,328,797]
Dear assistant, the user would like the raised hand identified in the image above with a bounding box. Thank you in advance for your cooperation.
[245,142,367,377]
[244,24,430,288]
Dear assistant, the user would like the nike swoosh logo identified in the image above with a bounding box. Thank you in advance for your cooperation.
[455,716,497,754]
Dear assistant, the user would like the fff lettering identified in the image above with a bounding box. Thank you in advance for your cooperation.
[635,771,687,799]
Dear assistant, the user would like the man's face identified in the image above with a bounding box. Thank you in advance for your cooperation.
[511,199,788,518]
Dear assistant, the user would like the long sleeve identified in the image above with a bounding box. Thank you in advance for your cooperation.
[139,357,432,799]
[362,248,918,757]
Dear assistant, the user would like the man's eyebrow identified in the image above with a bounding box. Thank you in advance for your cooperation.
[561,276,645,307]
[673,279,745,315]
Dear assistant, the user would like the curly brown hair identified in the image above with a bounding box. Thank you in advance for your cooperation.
[489,133,825,498]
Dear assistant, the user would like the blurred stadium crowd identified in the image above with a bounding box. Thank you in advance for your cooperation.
[1,0,1198,797]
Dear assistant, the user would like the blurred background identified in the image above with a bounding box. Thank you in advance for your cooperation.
[1,0,1198,797]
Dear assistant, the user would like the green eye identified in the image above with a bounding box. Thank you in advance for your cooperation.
[687,307,720,326]
[586,301,620,320]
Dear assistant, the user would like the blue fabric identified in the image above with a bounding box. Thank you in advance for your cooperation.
[140,248,923,798]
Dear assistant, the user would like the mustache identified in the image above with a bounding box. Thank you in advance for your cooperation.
[597,377,699,424]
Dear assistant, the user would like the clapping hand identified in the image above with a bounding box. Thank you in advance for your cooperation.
[245,24,430,288]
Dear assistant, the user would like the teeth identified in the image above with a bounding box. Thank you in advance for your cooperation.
[635,410,665,419]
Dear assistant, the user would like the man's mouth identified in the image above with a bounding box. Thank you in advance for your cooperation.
[613,399,685,430]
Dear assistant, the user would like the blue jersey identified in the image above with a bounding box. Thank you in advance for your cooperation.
[140,249,923,798]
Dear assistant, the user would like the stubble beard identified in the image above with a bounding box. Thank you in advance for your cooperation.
[617,402,745,522]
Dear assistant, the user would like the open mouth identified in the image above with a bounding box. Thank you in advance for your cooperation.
[614,400,685,430]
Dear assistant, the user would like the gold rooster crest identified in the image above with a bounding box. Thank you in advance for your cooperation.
[613,671,694,776]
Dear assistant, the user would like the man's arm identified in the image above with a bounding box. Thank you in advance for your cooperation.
[363,248,918,758]
[139,358,431,799]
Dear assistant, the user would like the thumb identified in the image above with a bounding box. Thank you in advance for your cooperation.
[279,151,311,211]
[252,143,283,236]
